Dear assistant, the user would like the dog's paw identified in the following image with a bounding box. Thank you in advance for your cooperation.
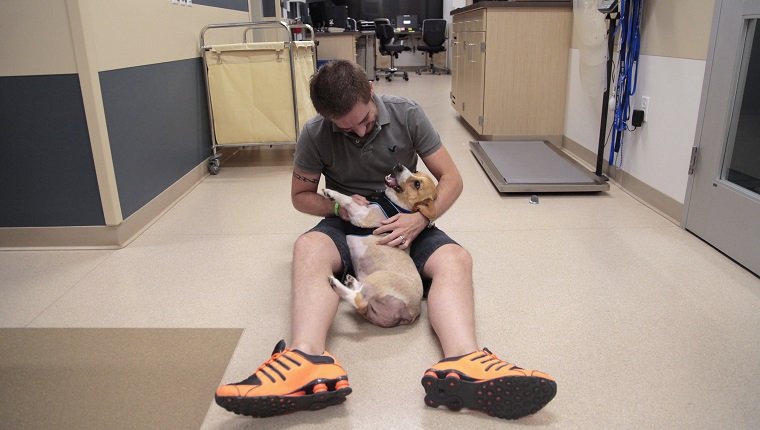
[329,276,355,301]
[322,189,335,200]
[328,276,342,289]
[344,274,359,289]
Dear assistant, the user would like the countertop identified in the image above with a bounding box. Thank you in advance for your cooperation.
[452,0,572,15]
[313,30,364,37]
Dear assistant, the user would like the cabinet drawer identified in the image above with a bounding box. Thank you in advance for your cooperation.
[467,9,487,31]
[453,8,486,32]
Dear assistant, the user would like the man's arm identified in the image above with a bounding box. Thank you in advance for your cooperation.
[420,145,464,222]
[291,168,333,217]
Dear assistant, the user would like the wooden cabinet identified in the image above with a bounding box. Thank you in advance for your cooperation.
[315,33,357,62]
[451,8,486,124]
[451,6,572,139]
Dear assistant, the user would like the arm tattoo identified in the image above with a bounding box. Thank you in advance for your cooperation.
[293,172,319,184]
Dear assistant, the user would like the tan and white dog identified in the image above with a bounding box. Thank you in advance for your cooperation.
[322,164,438,328]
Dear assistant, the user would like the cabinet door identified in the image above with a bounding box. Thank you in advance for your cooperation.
[316,35,356,62]
[451,30,464,110]
[462,31,486,133]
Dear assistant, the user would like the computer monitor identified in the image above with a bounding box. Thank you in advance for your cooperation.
[308,1,326,28]
[395,14,418,31]
[325,5,348,29]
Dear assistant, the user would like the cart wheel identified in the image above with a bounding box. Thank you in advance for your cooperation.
[403,73,409,81]
[386,76,392,82]
[208,158,220,175]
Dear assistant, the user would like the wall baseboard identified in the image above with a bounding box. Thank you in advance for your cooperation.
[0,161,208,250]
[561,136,683,224]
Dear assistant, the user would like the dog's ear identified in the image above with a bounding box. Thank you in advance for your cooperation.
[414,199,437,223]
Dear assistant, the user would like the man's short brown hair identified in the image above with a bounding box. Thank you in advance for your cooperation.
[309,60,372,120]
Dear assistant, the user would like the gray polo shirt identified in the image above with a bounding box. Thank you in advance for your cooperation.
[294,94,441,197]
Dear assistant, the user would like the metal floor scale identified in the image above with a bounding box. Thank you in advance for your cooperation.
[470,140,609,193]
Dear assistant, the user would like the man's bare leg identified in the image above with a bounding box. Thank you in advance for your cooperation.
[423,244,478,357]
[214,231,350,417]
[420,244,557,421]
[290,231,343,355]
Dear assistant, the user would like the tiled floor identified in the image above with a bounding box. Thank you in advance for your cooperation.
[1,74,759,429]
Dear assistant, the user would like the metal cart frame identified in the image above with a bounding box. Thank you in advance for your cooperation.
[200,20,315,174]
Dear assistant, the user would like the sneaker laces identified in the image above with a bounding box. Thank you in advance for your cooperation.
[253,350,302,383]
[472,348,523,372]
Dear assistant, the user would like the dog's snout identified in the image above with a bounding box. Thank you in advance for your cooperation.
[393,164,405,174]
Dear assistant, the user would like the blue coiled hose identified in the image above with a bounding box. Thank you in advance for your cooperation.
[609,0,643,166]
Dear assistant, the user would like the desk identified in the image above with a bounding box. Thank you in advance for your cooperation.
[356,32,376,80]
[314,31,376,80]
[314,31,358,62]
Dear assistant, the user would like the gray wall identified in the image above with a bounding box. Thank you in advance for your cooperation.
[0,75,105,227]
[100,59,211,219]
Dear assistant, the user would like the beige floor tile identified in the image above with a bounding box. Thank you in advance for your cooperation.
[146,164,318,236]
[28,234,297,328]
[2,73,759,429]
[0,250,111,326]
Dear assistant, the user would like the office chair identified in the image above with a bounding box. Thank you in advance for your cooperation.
[416,19,448,75]
[375,22,411,81]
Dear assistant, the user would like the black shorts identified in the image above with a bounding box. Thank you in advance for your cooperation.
[308,217,460,297]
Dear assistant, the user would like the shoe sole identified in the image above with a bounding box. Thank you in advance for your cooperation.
[215,386,352,418]
[421,373,557,420]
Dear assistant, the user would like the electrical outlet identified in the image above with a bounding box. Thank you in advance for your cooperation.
[641,96,650,120]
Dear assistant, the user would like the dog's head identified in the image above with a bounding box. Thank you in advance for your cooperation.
[384,164,438,221]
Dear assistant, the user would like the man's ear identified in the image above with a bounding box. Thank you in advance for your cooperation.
[414,199,437,222]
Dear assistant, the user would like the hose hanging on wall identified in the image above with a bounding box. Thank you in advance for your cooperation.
[609,0,643,166]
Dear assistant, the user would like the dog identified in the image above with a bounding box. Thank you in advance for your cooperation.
[322,164,438,328]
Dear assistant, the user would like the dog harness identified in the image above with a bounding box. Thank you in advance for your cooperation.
[345,194,411,236]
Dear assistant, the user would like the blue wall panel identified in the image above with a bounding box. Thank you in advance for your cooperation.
[100,58,212,219]
[193,0,249,12]
[0,75,105,227]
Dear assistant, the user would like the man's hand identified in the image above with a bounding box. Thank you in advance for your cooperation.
[373,212,427,249]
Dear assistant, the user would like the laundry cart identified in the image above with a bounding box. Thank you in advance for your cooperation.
[200,21,316,174]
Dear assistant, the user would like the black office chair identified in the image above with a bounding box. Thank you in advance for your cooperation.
[375,22,411,81]
[416,19,448,75]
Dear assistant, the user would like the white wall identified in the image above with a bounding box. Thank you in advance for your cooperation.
[564,50,706,203]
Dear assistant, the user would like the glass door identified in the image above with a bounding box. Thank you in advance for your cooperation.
[684,0,760,276]
[724,19,760,196]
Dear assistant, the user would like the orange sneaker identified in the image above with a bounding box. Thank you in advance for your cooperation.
[421,348,556,420]
[215,340,351,417]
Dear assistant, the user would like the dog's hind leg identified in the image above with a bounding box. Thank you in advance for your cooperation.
[328,275,368,313]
